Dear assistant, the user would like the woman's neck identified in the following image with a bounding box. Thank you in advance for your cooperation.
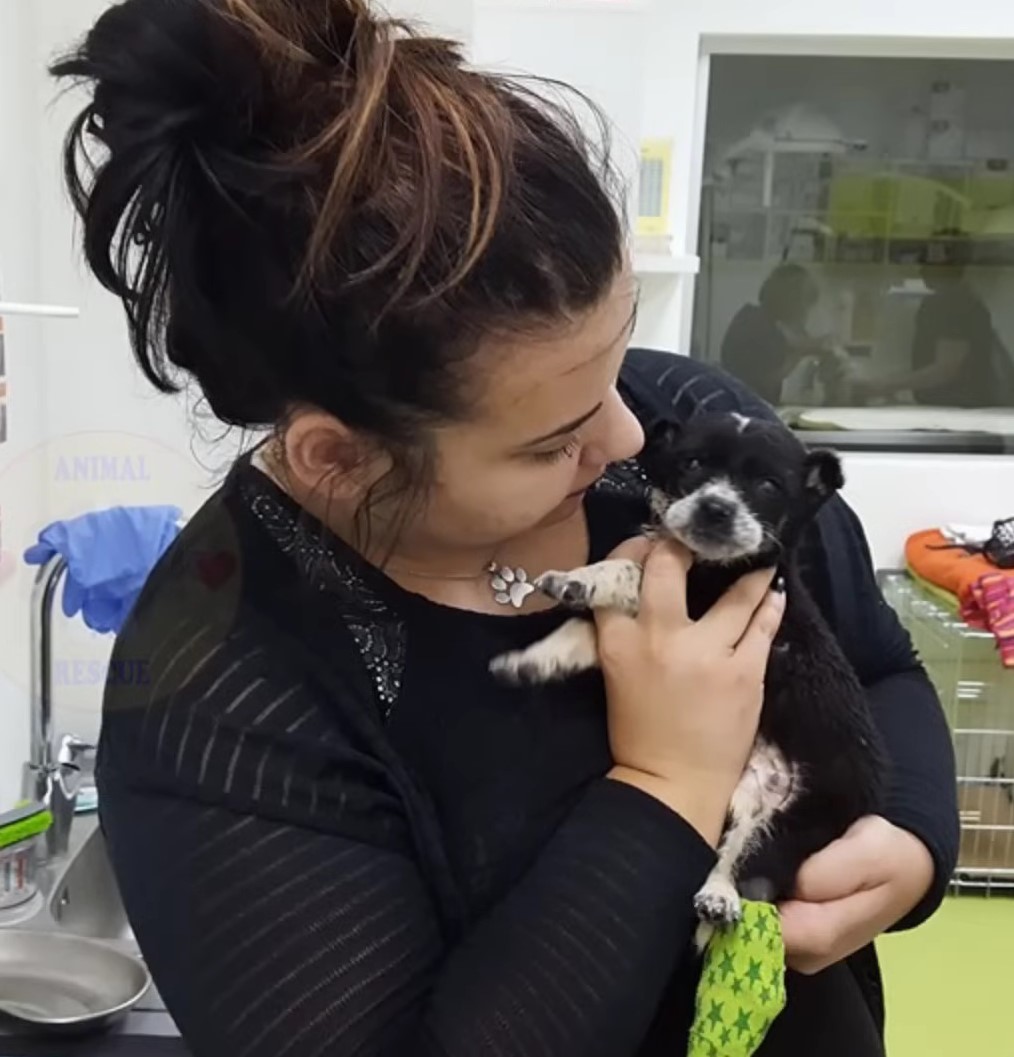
[383,511,589,614]
[250,443,590,613]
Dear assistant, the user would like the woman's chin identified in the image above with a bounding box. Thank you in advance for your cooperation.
[539,490,587,527]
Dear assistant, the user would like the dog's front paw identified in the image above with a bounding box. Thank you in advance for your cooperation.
[534,571,590,608]
[489,650,538,684]
[489,648,568,685]
[693,877,742,928]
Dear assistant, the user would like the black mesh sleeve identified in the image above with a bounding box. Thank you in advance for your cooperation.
[98,768,714,1057]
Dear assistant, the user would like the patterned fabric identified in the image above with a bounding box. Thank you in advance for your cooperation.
[962,571,1014,668]
[241,474,407,718]
[688,904,787,1057]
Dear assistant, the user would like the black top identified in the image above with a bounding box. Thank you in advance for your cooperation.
[96,350,958,1057]
[911,286,997,407]
[720,304,790,406]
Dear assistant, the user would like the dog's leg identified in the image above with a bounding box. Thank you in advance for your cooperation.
[536,559,643,614]
[490,560,642,684]
[693,741,798,951]
[490,618,598,684]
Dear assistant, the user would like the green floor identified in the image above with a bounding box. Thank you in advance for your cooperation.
[878,895,1014,1055]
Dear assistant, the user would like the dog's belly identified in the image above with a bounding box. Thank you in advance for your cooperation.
[734,645,887,903]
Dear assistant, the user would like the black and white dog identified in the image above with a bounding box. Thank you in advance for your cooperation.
[492,413,886,946]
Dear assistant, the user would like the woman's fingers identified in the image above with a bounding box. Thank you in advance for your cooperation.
[606,535,655,565]
[595,537,656,640]
[599,539,782,656]
[733,584,786,665]
[637,539,693,628]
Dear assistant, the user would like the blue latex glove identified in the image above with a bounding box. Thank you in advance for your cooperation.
[24,505,183,634]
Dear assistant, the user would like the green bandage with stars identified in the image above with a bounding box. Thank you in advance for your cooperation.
[687,901,787,1057]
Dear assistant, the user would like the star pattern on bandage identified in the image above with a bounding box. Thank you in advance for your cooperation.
[688,902,787,1057]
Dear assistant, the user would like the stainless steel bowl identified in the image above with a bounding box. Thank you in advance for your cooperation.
[0,930,151,1034]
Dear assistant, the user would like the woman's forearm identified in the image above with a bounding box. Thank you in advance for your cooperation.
[863,668,959,930]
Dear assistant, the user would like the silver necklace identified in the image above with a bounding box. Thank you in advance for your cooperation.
[387,558,537,609]
[487,562,536,609]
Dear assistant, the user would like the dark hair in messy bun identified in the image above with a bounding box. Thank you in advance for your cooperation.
[52,0,624,505]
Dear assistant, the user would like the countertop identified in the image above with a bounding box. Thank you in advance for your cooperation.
[0,1009,188,1056]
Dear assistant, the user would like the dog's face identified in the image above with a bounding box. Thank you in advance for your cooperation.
[639,413,843,564]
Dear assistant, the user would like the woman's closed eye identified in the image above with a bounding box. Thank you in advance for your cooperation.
[530,436,581,464]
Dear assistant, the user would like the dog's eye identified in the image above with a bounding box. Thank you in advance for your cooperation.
[757,478,782,494]
[683,457,703,473]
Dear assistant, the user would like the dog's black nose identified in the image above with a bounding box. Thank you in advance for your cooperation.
[697,495,736,526]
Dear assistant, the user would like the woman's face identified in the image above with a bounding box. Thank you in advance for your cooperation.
[280,269,644,562]
[391,269,645,558]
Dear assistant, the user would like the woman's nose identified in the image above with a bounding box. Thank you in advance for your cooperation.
[584,390,644,466]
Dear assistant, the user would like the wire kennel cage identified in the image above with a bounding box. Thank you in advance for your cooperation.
[880,571,1014,893]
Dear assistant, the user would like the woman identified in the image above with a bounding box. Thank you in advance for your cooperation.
[720,264,835,406]
[54,2,957,1055]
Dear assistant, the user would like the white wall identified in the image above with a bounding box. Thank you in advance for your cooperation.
[387,0,472,39]
[472,1,649,212]
[0,1,47,811]
[0,0,240,808]
[842,453,1014,568]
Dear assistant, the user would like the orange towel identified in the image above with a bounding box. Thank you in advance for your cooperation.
[905,529,999,599]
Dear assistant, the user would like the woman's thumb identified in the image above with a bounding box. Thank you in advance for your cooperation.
[607,535,654,564]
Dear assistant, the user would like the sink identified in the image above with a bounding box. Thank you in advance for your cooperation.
[0,812,138,950]
[0,812,170,1019]
[48,824,134,944]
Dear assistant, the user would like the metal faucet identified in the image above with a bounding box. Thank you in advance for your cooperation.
[21,555,96,862]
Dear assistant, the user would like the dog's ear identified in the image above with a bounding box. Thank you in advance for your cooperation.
[644,419,681,451]
[639,419,681,481]
[803,448,844,506]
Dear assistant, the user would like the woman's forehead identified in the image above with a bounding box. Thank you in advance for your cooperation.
[471,275,637,430]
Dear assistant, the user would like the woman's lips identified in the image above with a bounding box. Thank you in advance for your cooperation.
[567,476,601,498]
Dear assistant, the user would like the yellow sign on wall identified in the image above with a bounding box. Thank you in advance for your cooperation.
[637,139,673,238]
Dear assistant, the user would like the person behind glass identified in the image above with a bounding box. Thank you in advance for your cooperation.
[720,263,836,405]
[862,231,1006,407]
[54,2,957,1055]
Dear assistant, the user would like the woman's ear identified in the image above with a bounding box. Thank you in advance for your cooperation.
[281,409,387,501]
[803,448,845,506]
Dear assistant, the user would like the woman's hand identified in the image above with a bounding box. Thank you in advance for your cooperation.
[598,538,785,846]
[779,816,935,975]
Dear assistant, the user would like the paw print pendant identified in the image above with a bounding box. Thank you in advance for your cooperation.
[489,564,536,609]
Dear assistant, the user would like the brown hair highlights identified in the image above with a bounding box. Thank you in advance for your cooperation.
[53,0,626,536]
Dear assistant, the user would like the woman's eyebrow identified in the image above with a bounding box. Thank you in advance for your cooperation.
[516,292,638,449]
[521,403,604,448]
